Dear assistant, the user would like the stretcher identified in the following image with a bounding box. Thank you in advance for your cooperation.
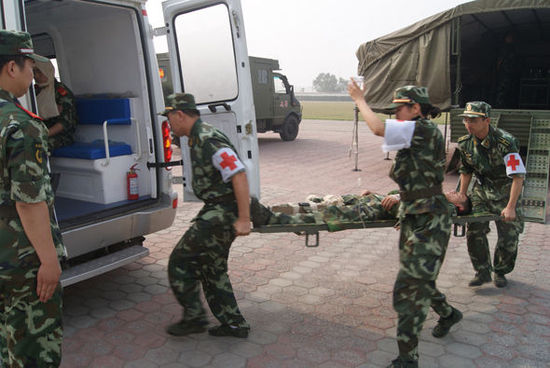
[252,212,502,247]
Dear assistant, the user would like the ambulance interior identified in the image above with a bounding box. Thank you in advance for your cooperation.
[25,0,160,229]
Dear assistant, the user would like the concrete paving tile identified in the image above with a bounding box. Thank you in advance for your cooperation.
[89,355,125,368]
[177,350,211,367]
[509,357,548,368]
[332,348,366,366]
[445,342,482,359]
[437,354,475,368]
[473,356,511,368]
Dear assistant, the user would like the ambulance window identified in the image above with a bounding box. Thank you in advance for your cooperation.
[173,4,237,104]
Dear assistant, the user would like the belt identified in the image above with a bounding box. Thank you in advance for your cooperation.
[0,205,18,219]
[203,193,236,205]
[400,185,443,202]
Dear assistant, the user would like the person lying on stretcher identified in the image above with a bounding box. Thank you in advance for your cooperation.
[250,191,471,232]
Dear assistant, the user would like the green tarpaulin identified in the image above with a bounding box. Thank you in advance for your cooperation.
[356,0,550,111]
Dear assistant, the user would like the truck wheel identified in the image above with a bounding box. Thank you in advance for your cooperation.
[279,115,299,141]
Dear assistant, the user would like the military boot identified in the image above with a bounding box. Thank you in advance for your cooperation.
[208,324,249,338]
[386,357,418,368]
[432,307,463,338]
[250,197,272,227]
[494,273,508,288]
[468,270,491,287]
[165,319,208,336]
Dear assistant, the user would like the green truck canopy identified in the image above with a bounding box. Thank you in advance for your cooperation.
[356,0,550,111]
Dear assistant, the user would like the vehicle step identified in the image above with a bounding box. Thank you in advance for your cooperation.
[61,245,149,287]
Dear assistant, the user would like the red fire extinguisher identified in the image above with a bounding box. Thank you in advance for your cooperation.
[127,164,139,200]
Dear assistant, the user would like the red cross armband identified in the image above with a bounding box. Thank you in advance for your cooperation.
[504,153,526,177]
[212,147,245,182]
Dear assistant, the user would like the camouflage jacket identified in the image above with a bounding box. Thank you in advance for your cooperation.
[458,125,523,201]
[0,88,64,257]
[39,80,78,148]
[389,117,449,216]
[188,119,243,201]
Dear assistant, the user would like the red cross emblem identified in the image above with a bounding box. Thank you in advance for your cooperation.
[220,152,237,170]
[507,154,520,171]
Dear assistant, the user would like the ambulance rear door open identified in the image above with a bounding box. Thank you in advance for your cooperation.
[161,0,260,201]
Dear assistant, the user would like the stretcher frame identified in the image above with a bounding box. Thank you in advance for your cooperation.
[252,212,502,247]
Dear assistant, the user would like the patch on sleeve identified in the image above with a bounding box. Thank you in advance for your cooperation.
[212,147,245,183]
[382,119,416,152]
[56,85,68,96]
[504,153,526,177]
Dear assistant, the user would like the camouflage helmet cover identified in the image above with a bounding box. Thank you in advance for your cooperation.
[0,30,48,62]
[160,93,197,116]
[458,101,491,119]
[385,85,431,110]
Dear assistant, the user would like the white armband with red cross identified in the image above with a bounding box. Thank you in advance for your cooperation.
[504,153,526,177]
[382,119,416,152]
[212,147,245,183]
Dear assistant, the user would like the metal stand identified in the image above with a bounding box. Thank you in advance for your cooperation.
[352,106,361,171]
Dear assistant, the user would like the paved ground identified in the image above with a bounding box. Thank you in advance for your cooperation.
[60,120,549,368]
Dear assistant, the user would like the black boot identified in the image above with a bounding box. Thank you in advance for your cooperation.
[432,307,463,338]
[494,273,508,288]
[250,197,272,227]
[468,270,491,287]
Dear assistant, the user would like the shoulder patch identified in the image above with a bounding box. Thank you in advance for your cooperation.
[457,134,470,143]
[498,137,511,147]
[56,85,68,96]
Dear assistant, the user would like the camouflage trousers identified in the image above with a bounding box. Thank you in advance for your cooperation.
[48,133,73,151]
[268,194,397,231]
[0,219,63,368]
[466,192,524,275]
[167,203,248,328]
[393,212,453,362]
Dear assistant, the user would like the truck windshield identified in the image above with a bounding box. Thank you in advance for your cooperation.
[173,4,238,104]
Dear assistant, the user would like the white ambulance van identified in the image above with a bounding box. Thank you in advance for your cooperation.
[1,0,260,285]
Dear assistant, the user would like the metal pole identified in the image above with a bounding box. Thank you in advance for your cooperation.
[353,106,361,171]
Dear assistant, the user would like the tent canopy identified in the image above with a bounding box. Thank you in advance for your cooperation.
[356,0,550,111]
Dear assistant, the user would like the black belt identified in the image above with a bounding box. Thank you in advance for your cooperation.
[0,205,18,218]
[400,185,443,202]
[203,193,236,205]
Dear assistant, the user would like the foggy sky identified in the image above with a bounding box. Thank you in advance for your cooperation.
[146,0,471,90]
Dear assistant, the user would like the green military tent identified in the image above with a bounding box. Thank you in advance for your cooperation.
[356,0,550,111]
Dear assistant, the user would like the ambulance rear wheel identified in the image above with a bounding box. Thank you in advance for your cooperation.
[279,115,299,141]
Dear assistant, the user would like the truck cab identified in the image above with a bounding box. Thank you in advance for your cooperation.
[2,0,259,284]
[249,56,302,141]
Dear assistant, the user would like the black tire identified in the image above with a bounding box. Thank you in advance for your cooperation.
[279,115,299,141]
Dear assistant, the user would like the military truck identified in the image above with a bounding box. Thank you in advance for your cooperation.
[158,54,302,141]
[355,0,550,223]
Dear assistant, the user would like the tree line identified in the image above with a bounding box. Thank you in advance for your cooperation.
[312,72,349,93]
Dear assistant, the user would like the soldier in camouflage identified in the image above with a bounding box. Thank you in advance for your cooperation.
[251,191,399,231]
[457,101,525,288]
[34,60,78,150]
[251,191,470,232]
[0,30,64,367]
[161,93,251,338]
[349,83,462,368]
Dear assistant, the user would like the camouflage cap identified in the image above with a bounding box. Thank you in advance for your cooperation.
[385,85,431,110]
[0,30,48,62]
[458,101,491,118]
[160,93,197,116]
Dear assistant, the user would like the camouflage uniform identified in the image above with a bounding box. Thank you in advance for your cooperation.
[0,86,64,365]
[458,102,524,277]
[384,86,456,365]
[266,193,399,231]
[37,80,78,150]
[165,94,248,329]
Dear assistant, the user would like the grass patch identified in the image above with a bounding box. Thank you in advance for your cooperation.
[301,100,449,124]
